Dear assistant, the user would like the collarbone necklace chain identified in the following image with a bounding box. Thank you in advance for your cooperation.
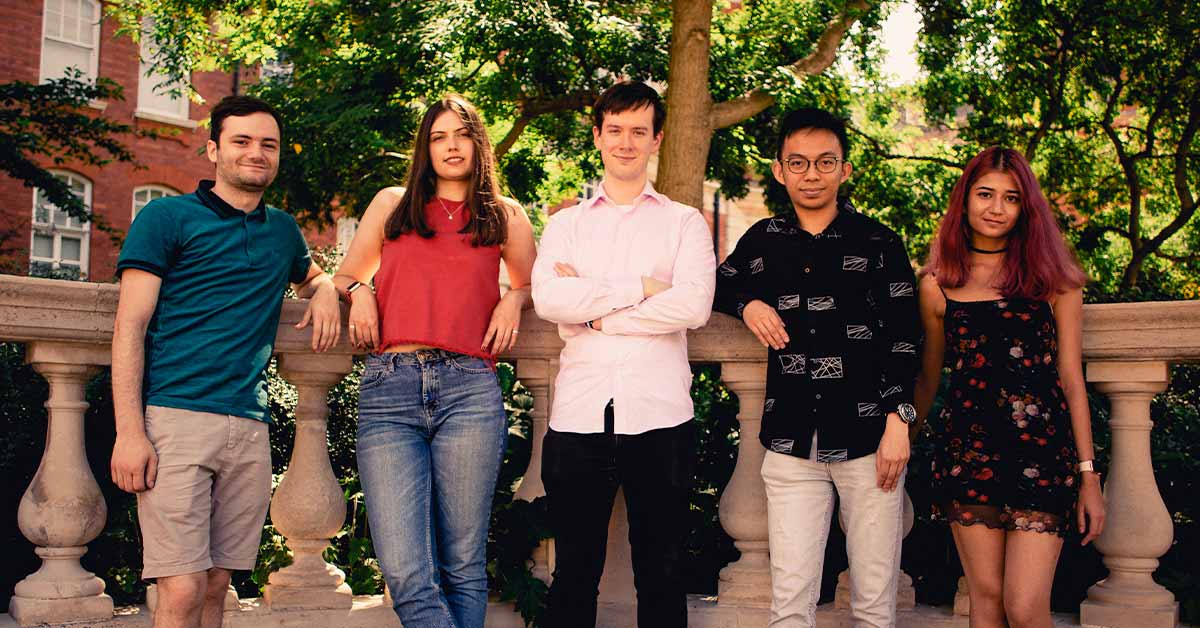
[437,197,463,221]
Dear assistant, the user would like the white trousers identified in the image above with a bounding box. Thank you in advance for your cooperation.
[762,451,905,628]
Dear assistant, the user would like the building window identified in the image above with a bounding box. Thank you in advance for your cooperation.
[580,179,600,200]
[137,19,189,120]
[336,216,359,255]
[31,172,91,280]
[40,0,101,83]
[132,185,179,220]
[260,54,295,82]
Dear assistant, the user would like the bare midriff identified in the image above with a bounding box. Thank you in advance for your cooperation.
[382,343,437,353]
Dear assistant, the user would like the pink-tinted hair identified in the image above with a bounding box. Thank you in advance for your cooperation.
[924,147,1088,300]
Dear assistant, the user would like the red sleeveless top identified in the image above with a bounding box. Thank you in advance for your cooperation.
[375,198,501,359]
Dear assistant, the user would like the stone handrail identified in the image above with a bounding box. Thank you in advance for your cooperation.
[1,273,1197,627]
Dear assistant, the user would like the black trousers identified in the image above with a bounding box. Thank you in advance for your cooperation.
[541,402,694,628]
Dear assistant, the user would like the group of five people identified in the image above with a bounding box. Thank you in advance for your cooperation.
[109,81,1105,628]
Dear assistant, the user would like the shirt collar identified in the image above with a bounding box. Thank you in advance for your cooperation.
[776,197,857,237]
[581,180,669,212]
[196,180,268,222]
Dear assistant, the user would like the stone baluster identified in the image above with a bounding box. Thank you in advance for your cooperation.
[717,362,772,608]
[512,358,555,582]
[835,490,916,611]
[1080,361,1178,628]
[263,353,354,611]
[954,576,970,616]
[9,342,113,626]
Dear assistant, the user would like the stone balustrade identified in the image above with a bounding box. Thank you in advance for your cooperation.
[0,274,1197,628]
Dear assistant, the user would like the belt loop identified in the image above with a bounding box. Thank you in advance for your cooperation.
[386,353,395,373]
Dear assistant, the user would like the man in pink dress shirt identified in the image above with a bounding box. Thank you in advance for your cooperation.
[531,81,716,628]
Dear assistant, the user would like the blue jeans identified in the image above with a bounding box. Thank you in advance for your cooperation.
[357,350,507,628]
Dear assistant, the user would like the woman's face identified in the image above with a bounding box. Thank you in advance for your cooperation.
[966,170,1022,243]
[428,109,475,182]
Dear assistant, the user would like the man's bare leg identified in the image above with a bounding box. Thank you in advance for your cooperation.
[155,572,207,628]
[201,568,233,628]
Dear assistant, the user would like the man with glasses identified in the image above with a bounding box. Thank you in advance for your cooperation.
[713,108,921,628]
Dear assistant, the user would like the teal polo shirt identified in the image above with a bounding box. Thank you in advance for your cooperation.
[117,180,312,422]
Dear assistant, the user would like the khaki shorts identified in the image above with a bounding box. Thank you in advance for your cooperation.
[137,405,271,579]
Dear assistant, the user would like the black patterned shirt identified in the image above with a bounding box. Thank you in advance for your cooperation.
[713,207,921,462]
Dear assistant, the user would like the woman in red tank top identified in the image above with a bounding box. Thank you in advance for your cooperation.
[332,95,536,628]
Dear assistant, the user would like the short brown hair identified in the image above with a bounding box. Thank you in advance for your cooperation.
[209,96,283,144]
[592,81,665,135]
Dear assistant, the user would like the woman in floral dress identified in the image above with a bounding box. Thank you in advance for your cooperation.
[914,147,1105,628]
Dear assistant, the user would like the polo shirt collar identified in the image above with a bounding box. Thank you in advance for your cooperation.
[196,180,268,222]
[581,180,669,211]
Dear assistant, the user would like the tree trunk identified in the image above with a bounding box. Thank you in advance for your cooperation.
[1120,248,1146,291]
[656,0,715,209]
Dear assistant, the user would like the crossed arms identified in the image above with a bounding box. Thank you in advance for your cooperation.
[531,210,716,334]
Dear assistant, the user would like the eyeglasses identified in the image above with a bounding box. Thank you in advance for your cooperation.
[781,156,843,174]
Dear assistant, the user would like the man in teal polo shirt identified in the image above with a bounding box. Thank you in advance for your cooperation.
[110,95,340,628]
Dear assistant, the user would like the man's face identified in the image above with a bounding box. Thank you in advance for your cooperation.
[206,112,281,192]
[771,128,852,213]
[593,105,661,184]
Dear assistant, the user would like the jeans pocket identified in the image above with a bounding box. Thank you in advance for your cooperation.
[359,357,390,391]
[448,354,493,374]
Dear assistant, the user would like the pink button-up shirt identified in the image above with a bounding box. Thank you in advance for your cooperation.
[532,182,716,435]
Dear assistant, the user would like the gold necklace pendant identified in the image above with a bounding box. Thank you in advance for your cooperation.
[437,197,461,220]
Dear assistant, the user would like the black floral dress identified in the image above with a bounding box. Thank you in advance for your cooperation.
[931,295,1079,536]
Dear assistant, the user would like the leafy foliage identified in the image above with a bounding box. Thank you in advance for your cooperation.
[0,71,141,253]
[910,0,1200,294]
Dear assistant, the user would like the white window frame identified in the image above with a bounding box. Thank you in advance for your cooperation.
[132,184,179,221]
[336,216,360,255]
[580,179,600,201]
[31,171,92,279]
[260,56,295,82]
[135,18,191,124]
[39,0,102,84]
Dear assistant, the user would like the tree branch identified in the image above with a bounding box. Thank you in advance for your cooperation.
[710,92,776,130]
[847,125,963,169]
[1092,224,1132,240]
[1149,249,1200,263]
[1099,78,1143,252]
[1025,17,1075,161]
[493,90,598,159]
[495,116,531,159]
[1142,93,1200,253]
[711,0,874,130]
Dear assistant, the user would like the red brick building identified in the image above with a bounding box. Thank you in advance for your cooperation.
[0,0,336,282]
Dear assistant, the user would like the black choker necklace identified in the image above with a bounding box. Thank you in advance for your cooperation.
[969,244,1008,254]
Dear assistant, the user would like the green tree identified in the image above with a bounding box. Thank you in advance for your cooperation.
[0,72,138,261]
[108,0,887,220]
[912,0,1200,295]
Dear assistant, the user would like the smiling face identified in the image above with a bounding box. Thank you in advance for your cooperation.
[771,128,851,214]
[206,112,280,192]
[966,170,1022,244]
[428,109,475,183]
[593,104,661,185]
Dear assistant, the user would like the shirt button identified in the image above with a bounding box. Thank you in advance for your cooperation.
[804,267,812,273]
[810,328,816,334]
[815,394,822,400]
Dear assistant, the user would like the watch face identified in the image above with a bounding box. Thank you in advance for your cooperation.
[897,403,917,424]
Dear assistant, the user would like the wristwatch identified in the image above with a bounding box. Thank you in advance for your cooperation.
[896,403,917,424]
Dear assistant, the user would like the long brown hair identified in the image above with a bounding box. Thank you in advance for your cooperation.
[923,147,1087,300]
[385,95,509,246]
